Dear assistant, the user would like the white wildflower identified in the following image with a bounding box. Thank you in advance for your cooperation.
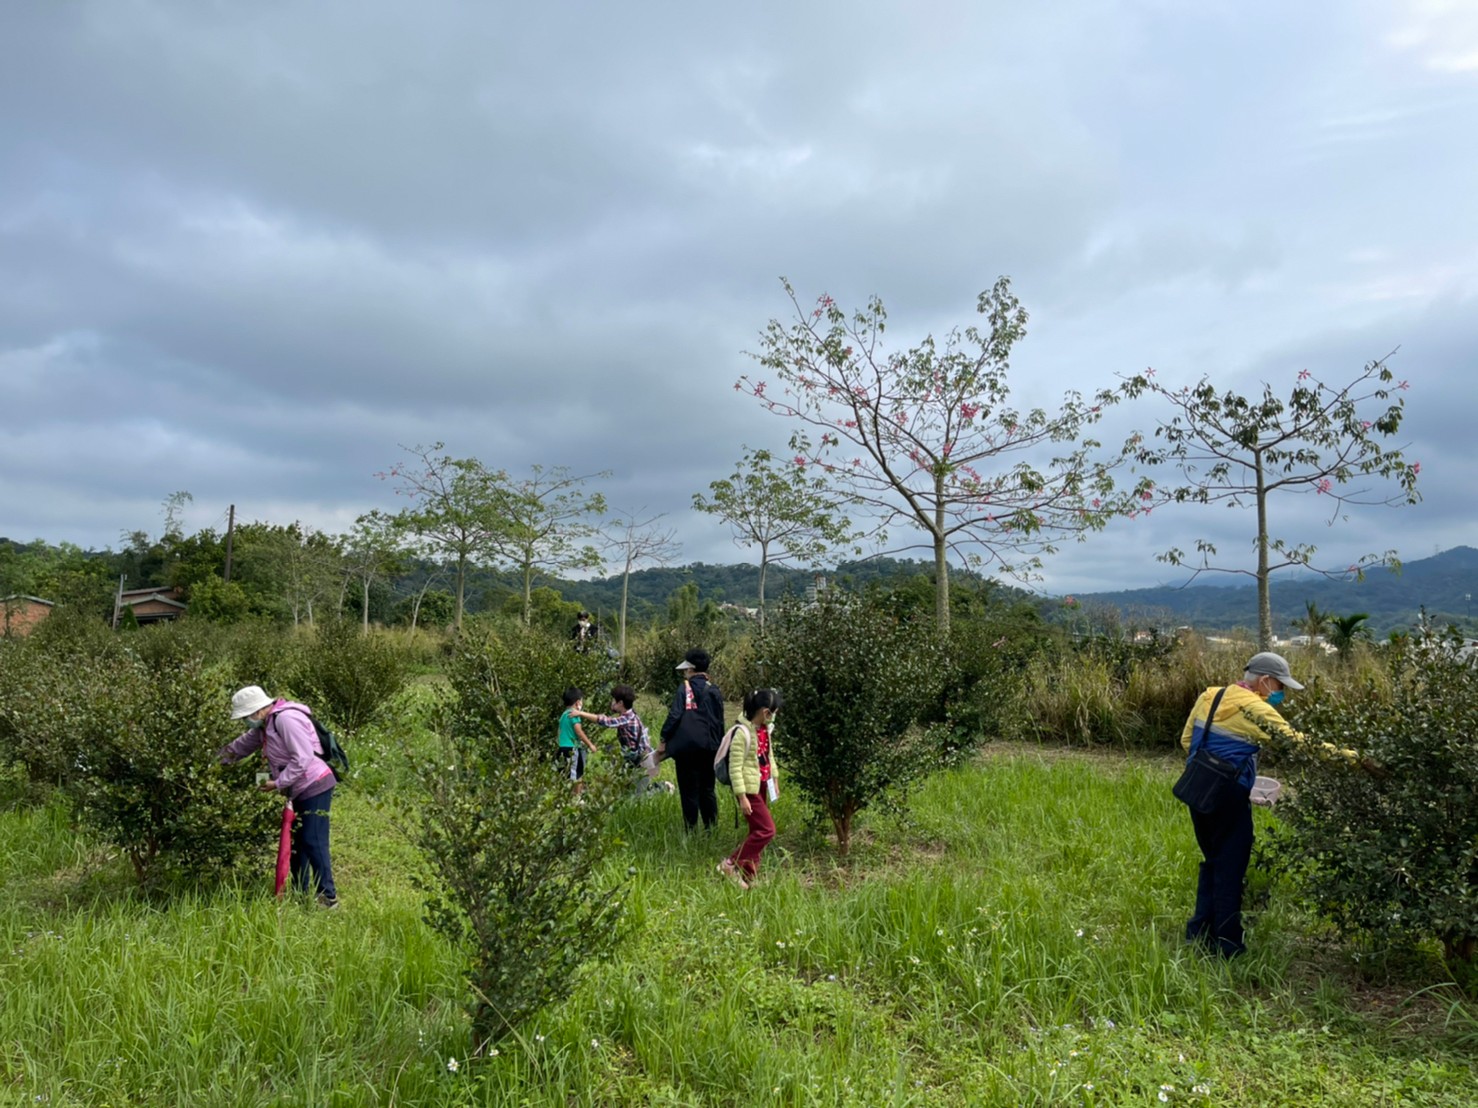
[446,1058,459,1073]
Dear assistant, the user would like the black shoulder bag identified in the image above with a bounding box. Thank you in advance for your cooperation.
[1172,687,1240,814]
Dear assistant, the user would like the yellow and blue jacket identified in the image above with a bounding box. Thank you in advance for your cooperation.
[1179,683,1355,789]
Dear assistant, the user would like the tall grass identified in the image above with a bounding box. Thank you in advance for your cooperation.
[3,743,1474,1105]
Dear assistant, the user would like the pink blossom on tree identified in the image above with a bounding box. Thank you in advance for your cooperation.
[738,277,1138,630]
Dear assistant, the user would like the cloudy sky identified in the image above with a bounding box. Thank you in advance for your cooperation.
[2,0,1475,595]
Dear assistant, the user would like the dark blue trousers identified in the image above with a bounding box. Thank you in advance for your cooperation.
[1186,787,1253,956]
[291,786,337,900]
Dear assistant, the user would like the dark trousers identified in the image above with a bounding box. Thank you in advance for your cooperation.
[291,786,337,899]
[728,789,775,879]
[672,749,717,830]
[1186,787,1253,956]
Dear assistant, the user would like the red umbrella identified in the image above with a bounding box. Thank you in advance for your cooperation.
[274,803,295,897]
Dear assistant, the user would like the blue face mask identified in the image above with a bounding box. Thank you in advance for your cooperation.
[1266,690,1286,707]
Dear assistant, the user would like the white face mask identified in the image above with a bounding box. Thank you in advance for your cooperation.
[247,716,265,730]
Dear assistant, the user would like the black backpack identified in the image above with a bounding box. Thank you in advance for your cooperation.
[273,707,351,781]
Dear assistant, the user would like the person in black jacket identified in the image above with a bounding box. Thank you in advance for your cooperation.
[658,648,724,830]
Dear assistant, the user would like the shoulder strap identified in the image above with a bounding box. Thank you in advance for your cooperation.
[1189,687,1230,756]
[270,706,328,759]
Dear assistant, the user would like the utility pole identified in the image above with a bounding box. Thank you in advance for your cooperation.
[111,575,125,630]
[224,504,236,583]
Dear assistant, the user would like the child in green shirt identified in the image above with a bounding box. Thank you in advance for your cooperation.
[559,686,598,793]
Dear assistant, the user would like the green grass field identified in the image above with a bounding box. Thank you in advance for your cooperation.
[3,743,1475,1106]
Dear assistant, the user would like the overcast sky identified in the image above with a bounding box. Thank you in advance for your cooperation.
[2,0,1475,595]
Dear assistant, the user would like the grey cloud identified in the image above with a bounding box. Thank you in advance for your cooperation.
[2,0,1474,593]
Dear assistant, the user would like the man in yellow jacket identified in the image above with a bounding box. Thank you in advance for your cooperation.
[1179,651,1355,957]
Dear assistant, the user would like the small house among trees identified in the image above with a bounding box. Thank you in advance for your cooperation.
[117,586,187,625]
[1,595,54,637]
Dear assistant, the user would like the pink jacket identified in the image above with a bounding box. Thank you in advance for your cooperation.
[218,699,336,803]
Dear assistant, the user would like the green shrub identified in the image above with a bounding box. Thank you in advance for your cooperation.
[295,619,411,733]
[622,597,732,696]
[448,624,615,756]
[761,591,947,854]
[1268,632,1478,968]
[0,637,119,788]
[928,603,1053,762]
[413,694,628,1048]
[65,653,277,885]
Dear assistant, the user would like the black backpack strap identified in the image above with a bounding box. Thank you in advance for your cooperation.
[1188,687,1230,757]
[271,706,329,762]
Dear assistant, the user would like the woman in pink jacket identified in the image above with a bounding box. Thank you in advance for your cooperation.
[219,685,339,907]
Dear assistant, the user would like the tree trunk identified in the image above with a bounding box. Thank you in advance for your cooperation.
[1254,451,1272,650]
[619,562,631,658]
[833,812,851,857]
[933,476,950,630]
[454,554,467,630]
[522,562,534,626]
[408,575,436,639]
[758,548,769,633]
[1443,934,1476,964]
[362,578,371,635]
[933,532,950,633]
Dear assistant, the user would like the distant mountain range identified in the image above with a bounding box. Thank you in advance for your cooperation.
[549,547,1478,639]
[1060,546,1478,638]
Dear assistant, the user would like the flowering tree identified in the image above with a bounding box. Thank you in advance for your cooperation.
[692,446,857,630]
[1119,356,1420,650]
[740,278,1130,630]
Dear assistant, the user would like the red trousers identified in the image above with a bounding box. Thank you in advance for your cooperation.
[728,789,775,879]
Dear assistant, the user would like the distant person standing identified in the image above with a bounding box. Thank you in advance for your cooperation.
[219,685,340,908]
[658,649,724,830]
[571,612,598,653]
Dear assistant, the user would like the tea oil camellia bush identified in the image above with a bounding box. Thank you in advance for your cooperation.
[413,695,628,1050]
[70,654,279,884]
[761,591,948,854]
[1268,632,1478,969]
[0,639,119,788]
[448,623,615,755]
[296,617,411,734]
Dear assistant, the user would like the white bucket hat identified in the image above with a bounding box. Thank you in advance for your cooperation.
[230,685,274,719]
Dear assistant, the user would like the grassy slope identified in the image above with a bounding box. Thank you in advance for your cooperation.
[2,743,1475,1107]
